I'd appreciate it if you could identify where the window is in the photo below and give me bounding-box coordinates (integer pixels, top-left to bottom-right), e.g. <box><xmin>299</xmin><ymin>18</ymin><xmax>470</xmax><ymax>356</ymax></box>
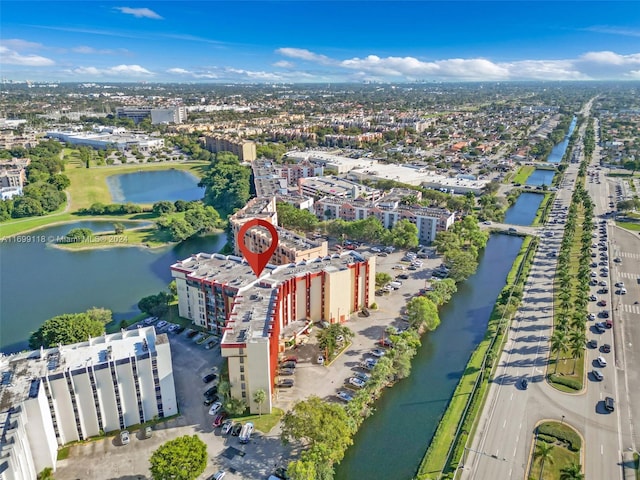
<box><xmin>240</xmin><ymin>374</ymin><xmax>245</xmax><ymax>381</ymax></box>
<box><xmin>239</xmin><ymin>366</ymin><xmax>244</xmax><ymax>373</ymax></box>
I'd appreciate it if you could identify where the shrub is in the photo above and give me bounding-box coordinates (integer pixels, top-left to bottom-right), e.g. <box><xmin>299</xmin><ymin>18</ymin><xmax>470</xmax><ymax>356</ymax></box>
<box><xmin>537</xmin><ymin>422</ymin><xmax>581</xmax><ymax>451</ymax></box>
<box><xmin>548</xmin><ymin>374</ymin><xmax>581</xmax><ymax>391</ymax></box>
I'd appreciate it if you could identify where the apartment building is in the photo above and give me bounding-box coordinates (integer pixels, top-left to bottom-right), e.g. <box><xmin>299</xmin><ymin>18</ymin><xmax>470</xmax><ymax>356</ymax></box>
<box><xmin>115</xmin><ymin>106</ymin><xmax>187</xmax><ymax>125</ymax></box>
<box><xmin>0</xmin><ymin>130</ymin><xmax>37</xmax><ymax>150</ymax></box>
<box><xmin>315</xmin><ymin>189</ymin><xmax>455</xmax><ymax>244</ymax></box>
<box><xmin>0</xmin><ymin>327</ymin><xmax>176</xmax><ymax>480</ymax></box>
<box><xmin>204</xmin><ymin>135</ymin><xmax>257</xmax><ymax>162</ymax></box>
<box><xmin>170</xmin><ymin>252</ymin><xmax>375</xmax><ymax>414</ymax></box>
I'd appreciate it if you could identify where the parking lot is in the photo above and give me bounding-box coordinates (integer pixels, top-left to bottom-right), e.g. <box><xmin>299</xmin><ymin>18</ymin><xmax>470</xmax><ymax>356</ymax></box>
<box><xmin>54</xmin><ymin>246</ymin><xmax>441</xmax><ymax>479</ymax></box>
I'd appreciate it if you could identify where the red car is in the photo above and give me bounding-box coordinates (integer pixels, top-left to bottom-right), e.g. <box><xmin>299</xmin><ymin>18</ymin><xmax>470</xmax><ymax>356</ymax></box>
<box><xmin>598</xmin><ymin>300</ymin><xmax>607</xmax><ymax>307</ymax></box>
<box><xmin>213</xmin><ymin>413</ymin><xmax>227</xmax><ymax>428</ymax></box>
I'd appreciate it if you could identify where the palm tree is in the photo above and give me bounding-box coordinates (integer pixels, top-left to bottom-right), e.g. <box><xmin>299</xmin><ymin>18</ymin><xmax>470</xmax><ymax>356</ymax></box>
<box><xmin>534</xmin><ymin>441</ymin><xmax>555</xmax><ymax>480</ymax></box>
<box><xmin>217</xmin><ymin>380</ymin><xmax>231</xmax><ymax>403</ymax></box>
<box><xmin>550</xmin><ymin>329</ymin><xmax>568</xmax><ymax>373</ymax></box>
<box><xmin>253</xmin><ymin>389</ymin><xmax>266</xmax><ymax>416</ymax></box>
<box><xmin>560</xmin><ymin>463</ymin><xmax>584</xmax><ymax>480</ymax></box>
<box><xmin>569</xmin><ymin>330</ymin><xmax>586</xmax><ymax>374</ymax></box>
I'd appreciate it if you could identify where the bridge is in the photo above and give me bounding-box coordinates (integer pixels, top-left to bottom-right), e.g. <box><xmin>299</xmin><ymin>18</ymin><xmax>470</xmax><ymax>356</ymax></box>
<box><xmin>479</xmin><ymin>222</ymin><xmax>544</xmax><ymax>237</ymax></box>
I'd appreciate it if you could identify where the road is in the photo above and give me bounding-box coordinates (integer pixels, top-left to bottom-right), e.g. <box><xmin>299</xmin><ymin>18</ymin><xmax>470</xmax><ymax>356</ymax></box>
<box><xmin>479</xmin><ymin>222</ymin><xmax>543</xmax><ymax>237</ymax></box>
<box><xmin>462</xmin><ymin>104</ymin><xmax>633</xmax><ymax>480</ymax></box>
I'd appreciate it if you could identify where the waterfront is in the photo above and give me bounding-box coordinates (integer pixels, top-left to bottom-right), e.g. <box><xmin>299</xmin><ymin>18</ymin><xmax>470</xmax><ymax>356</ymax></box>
<box><xmin>335</xmin><ymin>234</ymin><xmax>524</xmax><ymax>479</ymax></box>
<box><xmin>547</xmin><ymin>116</ymin><xmax>577</xmax><ymax>163</ymax></box>
<box><xmin>526</xmin><ymin>168</ymin><xmax>555</xmax><ymax>186</ymax></box>
<box><xmin>0</xmin><ymin>221</ymin><xmax>225</xmax><ymax>353</ymax></box>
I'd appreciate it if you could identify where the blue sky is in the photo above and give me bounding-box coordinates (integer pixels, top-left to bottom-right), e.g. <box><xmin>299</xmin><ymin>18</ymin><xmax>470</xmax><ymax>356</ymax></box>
<box><xmin>1</xmin><ymin>1</ymin><xmax>640</xmax><ymax>82</ymax></box>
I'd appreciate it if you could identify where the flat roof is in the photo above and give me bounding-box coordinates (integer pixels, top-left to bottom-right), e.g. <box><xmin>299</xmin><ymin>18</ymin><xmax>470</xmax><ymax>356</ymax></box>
<box><xmin>0</xmin><ymin>327</ymin><xmax>163</xmax><ymax>411</ymax></box>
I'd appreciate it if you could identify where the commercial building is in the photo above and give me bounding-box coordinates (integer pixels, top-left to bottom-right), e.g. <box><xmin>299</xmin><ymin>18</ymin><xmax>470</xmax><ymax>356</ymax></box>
<box><xmin>315</xmin><ymin>189</ymin><xmax>455</xmax><ymax>244</ymax></box>
<box><xmin>228</xmin><ymin>197</ymin><xmax>328</xmax><ymax>272</ymax></box>
<box><xmin>170</xmin><ymin>251</ymin><xmax>375</xmax><ymax>414</ymax></box>
<box><xmin>45</xmin><ymin>131</ymin><xmax>164</xmax><ymax>152</ymax></box>
<box><xmin>298</xmin><ymin>176</ymin><xmax>381</xmax><ymax>201</ymax></box>
<box><xmin>0</xmin><ymin>327</ymin><xmax>177</xmax><ymax>480</ymax></box>
<box><xmin>284</xmin><ymin>150</ymin><xmax>372</xmax><ymax>174</ymax></box>
<box><xmin>204</xmin><ymin>135</ymin><xmax>257</xmax><ymax>162</ymax></box>
<box><xmin>0</xmin><ymin>158</ymin><xmax>29</xmax><ymax>189</ymax></box>
<box><xmin>115</xmin><ymin>106</ymin><xmax>187</xmax><ymax>125</ymax></box>
<box><xmin>251</xmin><ymin>158</ymin><xmax>324</xmax><ymax>198</ymax></box>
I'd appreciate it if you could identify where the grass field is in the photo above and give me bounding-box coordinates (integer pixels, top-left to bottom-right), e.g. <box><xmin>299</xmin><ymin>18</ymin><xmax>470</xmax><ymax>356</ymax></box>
<box><xmin>616</xmin><ymin>221</ymin><xmax>640</xmax><ymax>232</ymax></box>
<box><xmin>528</xmin><ymin>436</ymin><xmax>581</xmax><ymax>480</ymax></box>
<box><xmin>0</xmin><ymin>158</ymin><xmax>209</xmax><ymax>239</ymax></box>
<box><xmin>512</xmin><ymin>165</ymin><xmax>535</xmax><ymax>184</ymax></box>
<box><xmin>231</xmin><ymin>407</ymin><xmax>284</xmax><ymax>434</ymax></box>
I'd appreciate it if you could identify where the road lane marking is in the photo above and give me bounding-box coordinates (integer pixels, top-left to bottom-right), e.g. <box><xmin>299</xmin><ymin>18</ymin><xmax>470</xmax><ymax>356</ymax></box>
<box><xmin>503</xmin><ymin>419</ymin><xmax>507</xmax><ymax>428</ymax></box>
<box><xmin>601</xmin><ymin>444</ymin><xmax>603</xmax><ymax>455</ymax></box>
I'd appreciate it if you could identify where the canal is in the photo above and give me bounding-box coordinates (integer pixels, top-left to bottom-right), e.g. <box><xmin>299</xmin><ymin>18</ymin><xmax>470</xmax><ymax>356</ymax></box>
<box><xmin>526</xmin><ymin>169</ymin><xmax>555</xmax><ymax>187</ymax></box>
<box><xmin>335</xmin><ymin>234</ymin><xmax>523</xmax><ymax>480</ymax></box>
<box><xmin>547</xmin><ymin>116</ymin><xmax>577</xmax><ymax>163</ymax></box>
<box><xmin>504</xmin><ymin>192</ymin><xmax>544</xmax><ymax>226</ymax></box>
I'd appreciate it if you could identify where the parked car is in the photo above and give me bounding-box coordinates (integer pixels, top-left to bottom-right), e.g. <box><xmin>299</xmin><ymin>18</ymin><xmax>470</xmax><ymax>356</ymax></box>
<box><xmin>337</xmin><ymin>391</ymin><xmax>354</xmax><ymax>402</ymax></box>
<box><xmin>221</xmin><ymin>420</ymin><xmax>234</xmax><ymax>435</ymax></box>
<box><xmin>317</xmin><ymin>355</ymin><xmax>325</xmax><ymax>365</ymax></box>
<box><xmin>204</xmin><ymin>397</ymin><xmax>218</xmax><ymax>406</ymax></box>
<box><xmin>231</xmin><ymin>423</ymin><xmax>243</xmax><ymax>436</ymax></box>
<box><xmin>204</xmin><ymin>386</ymin><xmax>218</xmax><ymax>398</ymax></box>
<box><xmin>280</xmin><ymin>361</ymin><xmax>297</xmax><ymax>370</ymax></box>
<box><xmin>588</xmin><ymin>295</ymin><xmax>597</xmax><ymax>301</ymax></box>
<box><xmin>588</xmin><ymin>339</ymin><xmax>598</xmax><ymax>349</ymax></box>
<box><xmin>120</xmin><ymin>430</ymin><xmax>130</xmax><ymax>445</ymax></box>
<box><xmin>592</xmin><ymin>370</ymin><xmax>604</xmax><ymax>381</ymax></box>
<box><xmin>520</xmin><ymin>377</ymin><xmax>528</xmax><ymax>389</ymax></box>
<box><xmin>239</xmin><ymin>422</ymin><xmax>254</xmax><ymax>444</ymax></box>
<box><xmin>353</xmin><ymin>371</ymin><xmax>370</xmax><ymax>382</ymax></box>
<box><xmin>208</xmin><ymin>402</ymin><xmax>223</xmax><ymax>415</ymax></box>
<box><xmin>203</xmin><ymin>373</ymin><xmax>217</xmax><ymax>383</ymax></box>
<box><xmin>205</xmin><ymin>339</ymin><xmax>218</xmax><ymax>350</ymax></box>
<box><xmin>587</xmin><ymin>313</ymin><xmax>596</xmax><ymax>321</ymax></box>
<box><xmin>598</xmin><ymin>299</ymin><xmax>607</xmax><ymax>307</ymax></box>
<box><xmin>187</xmin><ymin>330</ymin><xmax>198</xmax><ymax>338</ymax></box>
<box><xmin>601</xmin><ymin>344</ymin><xmax>611</xmax><ymax>353</ymax></box>
<box><xmin>348</xmin><ymin>377</ymin><xmax>366</xmax><ymax>389</ymax></box>
<box><xmin>279</xmin><ymin>368</ymin><xmax>295</xmax><ymax>376</ymax></box>
<box><xmin>378</xmin><ymin>338</ymin><xmax>393</xmax><ymax>348</ymax></box>
<box><xmin>276</xmin><ymin>379</ymin><xmax>295</xmax><ymax>388</ymax></box>
<box><xmin>143</xmin><ymin>426</ymin><xmax>153</xmax><ymax>439</ymax></box>
<box><xmin>213</xmin><ymin>413</ymin><xmax>227</xmax><ymax>427</ymax></box>
<box><xmin>210</xmin><ymin>471</ymin><xmax>226</xmax><ymax>480</ymax></box>
<box><xmin>282</xmin><ymin>356</ymin><xmax>298</xmax><ymax>364</ymax></box>
<box><xmin>370</xmin><ymin>348</ymin><xmax>386</xmax><ymax>357</ymax></box>
<box><xmin>596</xmin><ymin>356</ymin><xmax>607</xmax><ymax>367</ymax></box>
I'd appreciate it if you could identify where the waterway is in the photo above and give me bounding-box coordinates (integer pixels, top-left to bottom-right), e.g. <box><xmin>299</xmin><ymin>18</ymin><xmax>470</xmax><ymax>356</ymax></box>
<box><xmin>335</xmin><ymin>234</ymin><xmax>524</xmax><ymax>480</ymax></box>
<box><xmin>107</xmin><ymin>169</ymin><xmax>204</xmax><ymax>204</ymax></box>
<box><xmin>546</xmin><ymin>116</ymin><xmax>577</xmax><ymax>163</ymax></box>
<box><xmin>526</xmin><ymin>169</ymin><xmax>555</xmax><ymax>187</ymax></box>
<box><xmin>503</xmin><ymin>192</ymin><xmax>544</xmax><ymax>226</ymax></box>
<box><xmin>0</xmin><ymin>221</ymin><xmax>225</xmax><ymax>353</ymax></box>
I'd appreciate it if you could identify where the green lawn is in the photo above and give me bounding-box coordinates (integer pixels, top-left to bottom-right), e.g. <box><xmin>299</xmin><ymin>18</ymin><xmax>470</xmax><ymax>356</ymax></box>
<box><xmin>230</xmin><ymin>407</ymin><xmax>284</xmax><ymax>434</ymax></box>
<box><xmin>512</xmin><ymin>165</ymin><xmax>535</xmax><ymax>184</ymax></box>
<box><xmin>52</xmin><ymin>224</ymin><xmax>176</xmax><ymax>250</ymax></box>
<box><xmin>528</xmin><ymin>437</ymin><xmax>581</xmax><ymax>480</ymax></box>
<box><xmin>616</xmin><ymin>221</ymin><xmax>640</xmax><ymax>232</ymax></box>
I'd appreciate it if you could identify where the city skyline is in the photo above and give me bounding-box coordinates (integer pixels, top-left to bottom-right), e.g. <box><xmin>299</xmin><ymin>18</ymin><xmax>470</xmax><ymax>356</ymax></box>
<box><xmin>1</xmin><ymin>1</ymin><xmax>640</xmax><ymax>83</ymax></box>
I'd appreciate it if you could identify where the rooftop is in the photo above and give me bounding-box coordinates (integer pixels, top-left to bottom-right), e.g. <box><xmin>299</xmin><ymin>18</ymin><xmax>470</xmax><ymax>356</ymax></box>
<box><xmin>0</xmin><ymin>327</ymin><xmax>162</xmax><ymax>412</ymax></box>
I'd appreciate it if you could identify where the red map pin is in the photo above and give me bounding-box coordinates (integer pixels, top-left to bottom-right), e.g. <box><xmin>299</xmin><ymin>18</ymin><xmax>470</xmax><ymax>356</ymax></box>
<box><xmin>237</xmin><ymin>218</ymin><xmax>279</xmax><ymax>278</ymax></box>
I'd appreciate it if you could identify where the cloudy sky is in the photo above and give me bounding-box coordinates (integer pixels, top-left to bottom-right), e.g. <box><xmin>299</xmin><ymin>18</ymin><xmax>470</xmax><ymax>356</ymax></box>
<box><xmin>1</xmin><ymin>1</ymin><xmax>640</xmax><ymax>83</ymax></box>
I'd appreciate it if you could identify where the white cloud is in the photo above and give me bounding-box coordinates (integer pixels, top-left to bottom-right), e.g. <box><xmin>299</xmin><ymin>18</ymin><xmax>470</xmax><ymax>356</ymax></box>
<box><xmin>273</xmin><ymin>60</ymin><xmax>294</xmax><ymax>68</ymax></box>
<box><xmin>2</xmin><ymin>39</ymin><xmax>43</xmax><ymax>51</ymax></box>
<box><xmin>584</xmin><ymin>26</ymin><xmax>640</xmax><ymax>38</ymax></box>
<box><xmin>167</xmin><ymin>68</ymin><xmax>218</xmax><ymax>79</ymax></box>
<box><xmin>72</xmin><ymin>46</ymin><xmax>129</xmax><ymax>55</ymax></box>
<box><xmin>115</xmin><ymin>7</ymin><xmax>163</xmax><ymax>19</ymax></box>
<box><xmin>276</xmin><ymin>48</ymin><xmax>334</xmax><ymax>65</ymax></box>
<box><xmin>580</xmin><ymin>51</ymin><xmax>640</xmax><ymax>65</ymax></box>
<box><xmin>625</xmin><ymin>70</ymin><xmax>640</xmax><ymax>79</ymax></box>
<box><xmin>67</xmin><ymin>64</ymin><xmax>154</xmax><ymax>77</ymax></box>
<box><xmin>0</xmin><ymin>46</ymin><xmax>55</xmax><ymax>66</ymax></box>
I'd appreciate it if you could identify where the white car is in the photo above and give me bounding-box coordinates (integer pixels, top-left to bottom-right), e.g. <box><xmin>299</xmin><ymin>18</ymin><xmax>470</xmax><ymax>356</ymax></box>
<box><xmin>592</xmin><ymin>370</ymin><xmax>604</xmax><ymax>381</ymax></box>
<box><xmin>156</xmin><ymin>320</ymin><xmax>168</xmax><ymax>329</ymax></box>
<box><xmin>370</xmin><ymin>348</ymin><xmax>386</xmax><ymax>357</ymax></box>
<box><xmin>587</xmin><ymin>313</ymin><xmax>596</xmax><ymax>321</ymax></box>
<box><xmin>208</xmin><ymin>401</ymin><xmax>223</xmax><ymax>415</ymax></box>
<box><xmin>371</xmin><ymin>247</ymin><xmax>381</xmax><ymax>253</ymax></box>
<box><xmin>596</xmin><ymin>356</ymin><xmax>607</xmax><ymax>367</ymax></box>
<box><xmin>615</xmin><ymin>281</ymin><xmax>624</xmax><ymax>288</ymax></box>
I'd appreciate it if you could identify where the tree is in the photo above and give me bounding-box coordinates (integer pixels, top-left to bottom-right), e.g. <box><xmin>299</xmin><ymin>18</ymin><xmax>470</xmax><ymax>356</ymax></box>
<box><xmin>560</xmin><ymin>463</ymin><xmax>584</xmax><ymax>480</ymax></box>
<box><xmin>375</xmin><ymin>272</ymin><xmax>392</xmax><ymax>288</ymax></box>
<box><xmin>550</xmin><ymin>329</ymin><xmax>568</xmax><ymax>373</ymax></box>
<box><xmin>149</xmin><ymin>435</ymin><xmax>207</xmax><ymax>480</ymax></box>
<box><xmin>37</xmin><ymin>467</ymin><xmax>55</xmax><ymax>480</ymax></box>
<box><xmin>225</xmin><ymin>397</ymin><xmax>247</xmax><ymax>415</ymax></box>
<box><xmin>444</xmin><ymin>249</ymin><xmax>478</xmax><ymax>282</ymax></box>
<box><xmin>153</xmin><ymin>201</ymin><xmax>177</xmax><ymax>215</ymax></box>
<box><xmin>568</xmin><ymin>330</ymin><xmax>586</xmax><ymax>374</ymax></box>
<box><xmin>253</xmin><ymin>389</ymin><xmax>267</xmax><ymax>416</ymax></box>
<box><xmin>138</xmin><ymin>291</ymin><xmax>171</xmax><ymax>317</ymax></box>
<box><xmin>317</xmin><ymin>324</ymin><xmax>354</xmax><ymax>360</ymax></box>
<box><xmin>281</xmin><ymin>396</ymin><xmax>354</xmax><ymax>464</ymax></box>
<box><xmin>113</xmin><ymin>223</ymin><xmax>125</xmax><ymax>235</ymax></box>
<box><xmin>217</xmin><ymin>380</ymin><xmax>230</xmax><ymax>403</ymax></box>
<box><xmin>534</xmin><ymin>441</ymin><xmax>554</xmax><ymax>480</ymax></box>
<box><xmin>406</xmin><ymin>296</ymin><xmax>440</xmax><ymax>332</ymax></box>
<box><xmin>85</xmin><ymin>307</ymin><xmax>112</xmax><ymax>324</ymax></box>
<box><xmin>384</xmin><ymin>219</ymin><xmax>418</xmax><ymax>249</ymax></box>
<box><xmin>29</xmin><ymin>313</ymin><xmax>105</xmax><ymax>349</ymax></box>
<box><xmin>65</xmin><ymin>228</ymin><xmax>93</xmax><ymax>241</ymax></box>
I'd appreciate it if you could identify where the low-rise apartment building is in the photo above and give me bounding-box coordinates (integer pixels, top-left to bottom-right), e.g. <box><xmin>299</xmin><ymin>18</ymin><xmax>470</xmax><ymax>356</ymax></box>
<box><xmin>170</xmin><ymin>251</ymin><xmax>375</xmax><ymax>414</ymax></box>
<box><xmin>298</xmin><ymin>176</ymin><xmax>381</xmax><ymax>201</ymax></box>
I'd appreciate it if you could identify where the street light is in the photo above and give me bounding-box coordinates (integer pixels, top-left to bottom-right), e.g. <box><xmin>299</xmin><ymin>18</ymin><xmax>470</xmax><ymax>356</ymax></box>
<box><xmin>561</xmin><ymin>415</ymin><xmax>565</xmax><ymax>425</ymax></box>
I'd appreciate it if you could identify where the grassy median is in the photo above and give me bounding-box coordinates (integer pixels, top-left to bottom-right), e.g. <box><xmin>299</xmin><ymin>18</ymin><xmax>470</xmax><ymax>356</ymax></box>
<box><xmin>512</xmin><ymin>165</ymin><xmax>535</xmax><ymax>184</ymax></box>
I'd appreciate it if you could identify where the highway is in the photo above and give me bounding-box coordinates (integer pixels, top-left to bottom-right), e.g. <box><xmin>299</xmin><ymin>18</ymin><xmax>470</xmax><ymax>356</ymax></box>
<box><xmin>462</xmin><ymin>104</ymin><xmax>634</xmax><ymax>480</ymax></box>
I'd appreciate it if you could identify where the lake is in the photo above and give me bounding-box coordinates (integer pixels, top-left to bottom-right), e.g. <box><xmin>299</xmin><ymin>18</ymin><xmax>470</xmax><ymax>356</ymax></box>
<box><xmin>0</xmin><ymin>221</ymin><xmax>225</xmax><ymax>353</ymax></box>
<box><xmin>107</xmin><ymin>169</ymin><xmax>204</xmax><ymax>204</ymax></box>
